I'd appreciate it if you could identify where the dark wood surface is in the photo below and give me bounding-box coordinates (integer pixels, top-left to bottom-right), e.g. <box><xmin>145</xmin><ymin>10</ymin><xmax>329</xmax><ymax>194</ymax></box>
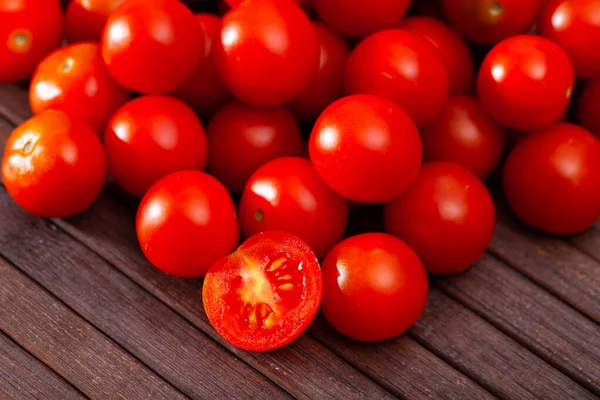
<box><xmin>0</xmin><ymin>83</ymin><xmax>598</xmax><ymax>400</ymax></box>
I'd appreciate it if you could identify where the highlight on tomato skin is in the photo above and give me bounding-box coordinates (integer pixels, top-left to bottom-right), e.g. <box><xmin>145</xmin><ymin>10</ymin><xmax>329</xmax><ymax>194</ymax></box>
<box><xmin>203</xmin><ymin>231</ymin><xmax>323</xmax><ymax>352</ymax></box>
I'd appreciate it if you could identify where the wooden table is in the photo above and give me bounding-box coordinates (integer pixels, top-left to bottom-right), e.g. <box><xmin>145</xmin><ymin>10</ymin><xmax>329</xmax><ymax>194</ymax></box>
<box><xmin>0</xmin><ymin>83</ymin><xmax>598</xmax><ymax>399</ymax></box>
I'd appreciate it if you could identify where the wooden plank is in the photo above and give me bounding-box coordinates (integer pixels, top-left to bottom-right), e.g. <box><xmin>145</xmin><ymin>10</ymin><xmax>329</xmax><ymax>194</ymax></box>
<box><xmin>0</xmin><ymin>332</ymin><xmax>86</xmax><ymax>400</ymax></box>
<box><xmin>567</xmin><ymin>224</ymin><xmax>600</xmax><ymax>265</ymax></box>
<box><xmin>0</xmin><ymin>189</ymin><xmax>288</xmax><ymax>400</ymax></box>
<box><xmin>0</xmin><ymin>257</ymin><xmax>183</xmax><ymax>400</ymax></box>
<box><xmin>0</xmin><ymin>83</ymin><xmax>30</xmax><ymax>124</ymax></box>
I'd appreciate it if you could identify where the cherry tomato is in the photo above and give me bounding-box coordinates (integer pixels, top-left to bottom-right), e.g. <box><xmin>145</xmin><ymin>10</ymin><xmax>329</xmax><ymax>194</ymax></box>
<box><xmin>420</xmin><ymin>96</ymin><xmax>505</xmax><ymax>180</ymax></box>
<box><xmin>29</xmin><ymin>43</ymin><xmax>130</xmax><ymax>136</ymax></box>
<box><xmin>102</xmin><ymin>0</ymin><xmax>203</xmax><ymax>94</ymax></box>
<box><xmin>396</xmin><ymin>17</ymin><xmax>474</xmax><ymax>96</ymax></box>
<box><xmin>0</xmin><ymin>0</ymin><xmax>63</xmax><ymax>82</ymax></box>
<box><xmin>2</xmin><ymin>110</ymin><xmax>106</xmax><ymax>218</ymax></box>
<box><xmin>442</xmin><ymin>0</ymin><xmax>544</xmax><ymax>44</ymax></box>
<box><xmin>239</xmin><ymin>157</ymin><xmax>348</xmax><ymax>259</ymax></box>
<box><xmin>287</xmin><ymin>22</ymin><xmax>350</xmax><ymax>122</ymax></box>
<box><xmin>207</xmin><ymin>101</ymin><xmax>303</xmax><ymax>194</ymax></box>
<box><xmin>226</xmin><ymin>0</ymin><xmax>302</xmax><ymax>5</ymax></box>
<box><xmin>321</xmin><ymin>233</ymin><xmax>428</xmax><ymax>342</ymax></box>
<box><xmin>310</xmin><ymin>95</ymin><xmax>422</xmax><ymax>203</ymax></box>
<box><xmin>578</xmin><ymin>78</ymin><xmax>600</xmax><ymax>138</ymax></box>
<box><xmin>344</xmin><ymin>29</ymin><xmax>450</xmax><ymax>127</ymax></box>
<box><xmin>203</xmin><ymin>230</ymin><xmax>322</xmax><ymax>351</ymax></box>
<box><xmin>64</xmin><ymin>0</ymin><xmax>126</xmax><ymax>43</ymax></box>
<box><xmin>314</xmin><ymin>0</ymin><xmax>411</xmax><ymax>38</ymax></box>
<box><xmin>538</xmin><ymin>0</ymin><xmax>600</xmax><ymax>78</ymax></box>
<box><xmin>384</xmin><ymin>162</ymin><xmax>496</xmax><ymax>275</ymax></box>
<box><xmin>503</xmin><ymin>122</ymin><xmax>600</xmax><ymax>234</ymax></box>
<box><xmin>214</xmin><ymin>0</ymin><xmax>319</xmax><ymax>106</ymax></box>
<box><xmin>137</xmin><ymin>170</ymin><xmax>239</xmax><ymax>278</ymax></box>
<box><xmin>478</xmin><ymin>35</ymin><xmax>574</xmax><ymax>131</ymax></box>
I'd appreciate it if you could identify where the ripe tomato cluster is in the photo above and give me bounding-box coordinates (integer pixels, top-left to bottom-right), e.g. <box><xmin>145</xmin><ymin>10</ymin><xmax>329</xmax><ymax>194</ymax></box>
<box><xmin>2</xmin><ymin>0</ymin><xmax>600</xmax><ymax>351</ymax></box>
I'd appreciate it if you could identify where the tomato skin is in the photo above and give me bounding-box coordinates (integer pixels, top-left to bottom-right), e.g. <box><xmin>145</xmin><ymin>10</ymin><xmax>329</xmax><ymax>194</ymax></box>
<box><xmin>344</xmin><ymin>29</ymin><xmax>450</xmax><ymax>127</ymax></box>
<box><xmin>214</xmin><ymin>0</ymin><xmax>319</xmax><ymax>106</ymax></box>
<box><xmin>2</xmin><ymin>110</ymin><xmax>106</xmax><ymax>218</ymax></box>
<box><xmin>310</xmin><ymin>95</ymin><xmax>422</xmax><ymax>203</ymax></box>
<box><xmin>287</xmin><ymin>22</ymin><xmax>350</xmax><ymax>122</ymax></box>
<box><xmin>384</xmin><ymin>162</ymin><xmax>496</xmax><ymax>275</ymax></box>
<box><xmin>104</xmin><ymin>96</ymin><xmax>207</xmax><ymax>198</ymax></box>
<box><xmin>396</xmin><ymin>17</ymin><xmax>474</xmax><ymax>96</ymax></box>
<box><xmin>477</xmin><ymin>35</ymin><xmax>574</xmax><ymax>131</ymax></box>
<box><xmin>203</xmin><ymin>230</ymin><xmax>322</xmax><ymax>351</ymax></box>
<box><xmin>64</xmin><ymin>0</ymin><xmax>126</xmax><ymax>43</ymax></box>
<box><xmin>578</xmin><ymin>79</ymin><xmax>600</xmax><ymax>138</ymax></box>
<box><xmin>239</xmin><ymin>157</ymin><xmax>348</xmax><ymax>260</ymax></box>
<box><xmin>315</xmin><ymin>0</ymin><xmax>411</xmax><ymax>38</ymax></box>
<box><xmin>321</xmin><ymin>233</ymin><xmax>428</xmax><ymax>342</ymax></box>
<box><xmin>442</xmin><ymin>0</ymin><xmax>544</xmax><ymax>44</ymax></box>
<box><xmin>503</xmin><ymin>123</ymin><xmax>600</xmax><ymax>234</ymax></box>
<box><xmin>0</xmin><ymin>0</ymin><xmax>63</xmax><ymax>82</ymax></box>
<box><xmin>207</xmin><ymin>101</ymin><xmax>303</xmax><ymax>194</ymax></box>
<box><xmin>420</xmin><ymin>96</ymin><xmax>505</xmax><ymax>180</ymax></box>
<box><xmin>136</xmin><ymin>171</ymin><xmax>239</xmax><ymax>278</ymax></box>
<box><xmin>101</xmin><ymin>0</ymin><xmax>203</xmax><ymax>94</ymax></box>
<box><xmin>29</xmin><ymin>43</ymin><xmax>130</xmax><ymax>136</ymax></box>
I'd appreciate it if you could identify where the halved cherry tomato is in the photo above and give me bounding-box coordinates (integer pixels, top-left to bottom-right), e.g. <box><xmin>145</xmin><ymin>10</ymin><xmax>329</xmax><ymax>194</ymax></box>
<box><xmin>203</xmin><ymin>230</ymin><xmax>322</xmax><ymax>351</ymax></box>
<box><xmin>64</xmin><ymin>0</ymin><xmax>126</xmax><ymax>43</ymax></box>
<box><xmin>578</xmin><ymin>78</ymin><xmax>600</xmax><ymax>138</ymax></box>
<box><xmin>2</xmin><ymin>110</ymin><xmax>106</xmax><ymax>218</ymax></box>
<box><xmin>30</xmin><ymin>42</ymin><xmax>131</xmax><ymax>136</ymax></box>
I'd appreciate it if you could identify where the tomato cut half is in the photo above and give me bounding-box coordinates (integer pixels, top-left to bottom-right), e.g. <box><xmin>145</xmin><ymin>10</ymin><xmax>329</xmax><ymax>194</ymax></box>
<box><xmin>203</xmin><ymin>231</ymin><xmax>322</xmax><ymax>351</ymax></box>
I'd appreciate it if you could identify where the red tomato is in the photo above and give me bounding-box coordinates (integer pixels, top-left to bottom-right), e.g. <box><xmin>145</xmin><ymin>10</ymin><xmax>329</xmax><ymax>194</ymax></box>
<box><xmin>0</xmin><ymin>0</ymin><xmax>63</xmax><ymax>82</ymax></box>
<box><xmin>239</xmin><ymin>157</ymin><xmax>348</xmax><ymax>259</ymax></box>
<box><xmin>503</xmin><ymin>122</ymin><xmax>600</xmax><ymax>234</ymax></box>
<box><xmin>64</xmin><ymin>0</ymin><xmax>126</xmax><ymax>43</ymax></box>
<box><xmin>344</xmin><ymin>29</ymin><xmax>450</xmax><ymax>127</ymax></box>
<box><xmin>101</xmin><ymin>0</ymin><xmax>203</xmax><ymax>94</ymax></box>
<box><xmin>578</xmin><ymin>78</ymin><xmax>600</xmax><ymax>138</ymax></box>
<box><xmin>214</xmin><ymin>0</ymin><xmax>319</xmax><ymax>106</ymax></box>
<box><xmin>226</xmin><ymin>0</ymin><xmax>302</xmax><ymax>5</ymax></box>
<box><xmin>287</xmin><ymin>22</ymin><xmax>350</xmax><ymax>122</ymax></box>
<box><xmin>538</xmin><ymin>0</ymin><xmax>600</xmax><ymax>78</ymax></box>
<box><xmin>203</xmin><ymin>230</ymin><xmax>322</xmax><ymax>351</ymax></box>
<box><xmin>321</xmin><ymin>233</ymin><xmax>428</xmax><ymax>342</ymax></box>
<box><xmin>442</xmin><ymin>0</ymin><xmax>544</xmax><ymax>44</ymax></box>
<box><xmin>104</xmin><ymin>96</ymin><xmax>208</xmax><ymax>198</ymax></box>
<box><xmin>478</xmin><ymin>35</ymin><xmax>574</xmax><ymax>131</ymax></box>
<box><xmin>310</xmin><ymin>95</ymin><xmax>422</xmax><ymax>203</ymax></box>
<box><xmin>206</xmin><ymin>101</ymin><xmax>303</xmax><ymax>194</ymax></box>
<box><xmin>2</xmin><ymin>110</ymin><xmax>106</xmax><ymax>218</ymax></box>
<box><xmin>420</xmin><ymin>96</ymin><xmax>505</xmax><ymax>179</ymax></box>
<box><xmin>136</xmin><ymin>170</ymin><xmax>239</xmax><ymax>278</ymax></box>
<box><xmin>396</xmin><ymin>17</ymin><xmax>474</xmax><ymax>96</ymax></box>
<box><xmin>29</xmin><ymin>43</ymin><xmax>130</xmax><ymax>136</ymax></box>
<box><xmin>384</xmin><ymin>162</ymin><xmax>496</xmax><ymax>275</ymax></box>
<box><xmin>315</xmin><ymin>0</ymin><xmax>411</xmax><ymax>38</ymax></box>
<box><xmin>172</xmin><ymin>14</ymin><xmax>232</xmax><ymax>120</ymax></box>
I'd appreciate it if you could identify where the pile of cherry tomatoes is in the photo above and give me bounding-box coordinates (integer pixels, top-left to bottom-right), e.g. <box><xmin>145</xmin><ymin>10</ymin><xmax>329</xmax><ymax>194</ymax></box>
<box><xmin>1</xmin><ymin>0</ymin><xmax>600</xmax><ymax>352</ymax></box>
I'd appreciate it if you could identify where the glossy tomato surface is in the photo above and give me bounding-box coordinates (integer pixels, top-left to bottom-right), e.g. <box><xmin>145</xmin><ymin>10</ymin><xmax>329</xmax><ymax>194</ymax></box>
<box><xmin>503</xmin><ymin>123</ymin><xmax>600</xmax><ymax>234</ymax></box>
<box><xmin>2</xmin><ymin>110</ymin><xmax>106</xmax><ymax>218</ymax></box>
<box><xmin>420</xmin><ymin>96</ymin><xmax>505</xmax><ymax>179</ymax></box>
<box><xmin>0</xmin><ymin>0</ymin><xmax>63</xmax><ymax>82</ymax></box>
<box><xmin>321</xmin><ymin>233</ymin><xmax>428</xmax><ymax>342</ymax></box>
<box><xmin>384</xmin><ymin>162</ymin><xmax>496</xmax><ymax>274</ymax></box>
<box><xmin>207</xmin><ymin>101</ymin><xmax>303</xmax><ymax>194</ymax></box>
<box><xmin>239</xmin><ymin>157</ymin><xmax>348</xmax><ymax>260</ymax></box>
<box><xmin>442</xmin><ymin>0</ymin><xmax>544</xmax><ymax>44</ymax></box>
<box><xmin>30</xmin><ymin>43</ymin><xmax>131</xmax><ymax>135</ymax></box>
<box><xmin>102</xmin><ymin>0</ymin><xmax>203</xmax><ymax>94</ymax></box>
<box><xmin>538</xmin><ymin>0</ymin><xmax>600</xmax><ymax>78</ymax></box>
<box><xmin>397</xmin><ymin>16</ymin><xmax>474</xmax><ymax>96</ymax></box>
<box><xmin>315</xmin><ymin>0</ymin><xmax>411</xmax><ymax>38</ymax></box>
<box><xmin>203</xmin><ymin>231</ymin><xmax>322</xmax><ymax>351</ymax></box>
<box><xmin>345</xmin><ymin>29</ymin><xmax>450</xmax><ymax>127</ymax></box>
<box><xmin>137</xmin><ymin>171</ymin><xmax>239</xmax><ymax>278</ymax></box>
<box><xmin>478</xmin><ymin>35</ymin><xmax>574</xmax><ymax>131</ymax></box>
<box><xmin>578</xmin><ymin>78</ymin><xmax>600</xmax><ymax>137</ymax></box>
<box><xmin>310</xmin><ymin>95</ymin><xmax>422</xmax><ymax>203</ymax></box>
<box><xmin>288</xmin><ymin>22</ymin><xmax>350</xmax><ymax>122</ymax></box>
<box><xmin>65</xmin><ymin>0</ymin><xmax>126</xmax><ymax>43</ymax></box>
<box><xmin>214</xmin><ymin>0</ymin><xmax>319</xmax><ymax>106</ymax></box>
